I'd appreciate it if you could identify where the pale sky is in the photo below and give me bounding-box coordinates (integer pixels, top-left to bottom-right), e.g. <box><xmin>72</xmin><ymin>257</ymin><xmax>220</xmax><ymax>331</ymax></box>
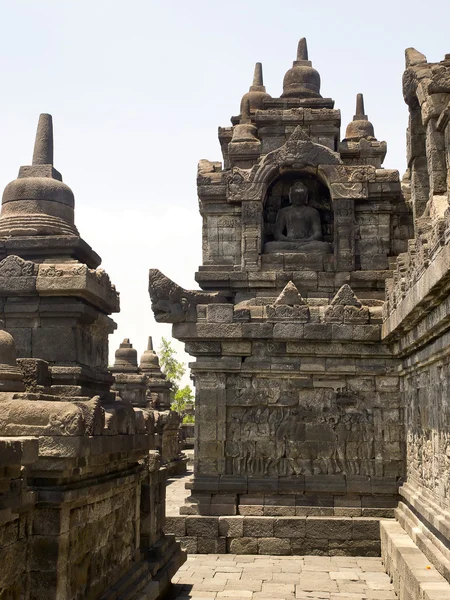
<box><xmin>0</xmin><ymin>1</ymin><xmax>448</xmax><ymax>385</ymax></box>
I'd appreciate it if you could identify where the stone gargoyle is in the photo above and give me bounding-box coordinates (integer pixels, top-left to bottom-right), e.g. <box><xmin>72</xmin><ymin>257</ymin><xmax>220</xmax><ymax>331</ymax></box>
<box><xmin>149</xmin><ymin>269</ymin><xmax>228</xmax><ymax>323</ymax></box>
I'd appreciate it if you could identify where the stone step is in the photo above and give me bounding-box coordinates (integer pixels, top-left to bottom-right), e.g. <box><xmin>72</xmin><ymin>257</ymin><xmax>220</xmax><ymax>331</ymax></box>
<box><xmin>381</xmin><ymin>519</ymin><xmax>450</xmax><ymax>600</ymax></box>
<box><xmin>395</xmin><ymin>503</ymin><xmax>450</xmax><ymax>584</ymax></box>
<box><xmin>164</xmin><ymin>514</ymin><xmax>387</xmax><ymax>556</ymax></box>
<box><xmin>99</xmin><ymin>562</ymin><xmax>153</xmax><ymax>600</ymax></box>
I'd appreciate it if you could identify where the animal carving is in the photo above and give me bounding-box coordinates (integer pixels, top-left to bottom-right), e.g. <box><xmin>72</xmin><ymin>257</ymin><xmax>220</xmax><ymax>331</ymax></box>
<box><xmin>148</xmin><ymin>269</ymin><xmax>228</xmax><ymax>323</ymax></box>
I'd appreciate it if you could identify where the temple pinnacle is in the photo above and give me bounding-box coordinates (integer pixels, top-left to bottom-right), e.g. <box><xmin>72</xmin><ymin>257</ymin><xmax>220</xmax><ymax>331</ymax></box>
<box><xmin>240</xmin><ymin>99</ymin><xmax>251</xmax><ymax>125</ymax></box>
<box><xmin>344</xmin><ymin>93</ymin><xmax>375</xmax><ymax>141</ymax></box>
<box><xmin>252</xmin><ymin>62</ymin><xmax>264</xmax><ymax>88</ymax></box>
<box><xmin>355</xmin><ymin>93</ymin><xmax>366</xmax><ymax>119</ymax></box>
<box><xmin>32</xmin><ymin>113</ymin><xmax>54</xmax><ymax>166</ymax></box>
<box><xmin>147</xmin><ymin>337</ymin><xmax>154</xmax><ymax>351</ymax></box>
<box><xmin>297</xmin><ymin>38</ymin><xmax>308</xmax><ymax>61</ymax></box>
<box><xmin>239</xmin><ymin>62</ymin><xmax>271</xmax><ymax>113</ymax></box>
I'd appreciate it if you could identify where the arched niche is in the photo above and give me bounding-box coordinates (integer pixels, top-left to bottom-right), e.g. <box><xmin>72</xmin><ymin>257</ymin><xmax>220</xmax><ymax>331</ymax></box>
<box><xmin>263</xmin><ymin>171</ymin><xmax>334</xmax><ymax>249</ymax></box>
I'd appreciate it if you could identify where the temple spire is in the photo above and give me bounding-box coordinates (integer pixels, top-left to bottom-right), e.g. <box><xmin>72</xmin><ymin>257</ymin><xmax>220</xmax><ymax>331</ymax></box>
<box><xmin>147</xmin><ymin>337</ymin><xmax>154</xmax><ymax>351</ymax></box>
<box><xmin>32</xmin><ymin>113</ymin><xmax>53</xmax><ymax>166</ymax></box>
<box><xmin>240</xmin><ymin>99</ymin><xmax>251</xmax><ymax>124</ymax></box>
<box><xmin>355</xmin><ymin>93</ymin><xmax>366</xmax><ymax>119</ymax></box>
<box><xmin>239</xmin><ymin>62</ymin><xmax>271</xmax><ymax>114</ymax></box>
<box><xmin>297</xmin><ymin>38</ymin><xmax>308</xmax><ymax>61</ymax></box>
<box><xmin>252</xmin><ymin>62</ymin><xmax>263</xmax><ymax>87</ymax></box>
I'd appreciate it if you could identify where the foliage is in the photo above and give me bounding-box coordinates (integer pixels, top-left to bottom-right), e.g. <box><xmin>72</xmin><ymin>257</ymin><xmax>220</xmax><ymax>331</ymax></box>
<box><xmin>182</xmin><ymin>414</ymin><xmax>195</xmax><ymax>424</ymax></box>
<box><xmin>159</xmin><ymin>337</ymin><xmax>194</xmax><ymax>418</ymax></box>
<box><xmin>171</xmin><ymin>385</ymin><xmax>194</xmax><ymax>413</ymax></box>
<box><xmin>158</xmin><ymin>337</ymin><xmax>185</xmax><ymax>393</ymax></box>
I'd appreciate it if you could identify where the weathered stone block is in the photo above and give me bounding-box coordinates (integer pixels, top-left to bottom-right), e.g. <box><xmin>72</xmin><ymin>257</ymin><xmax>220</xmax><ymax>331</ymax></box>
<box><xmin>243</xmin><ymin>516</ymin><xmax>274</xmax><ymax>537</ymax></box>
<box><xmin>274</xmin><ymin>517</ymin><xmax>306</xmax><ymax>538</ymax></box>
<box><xmin>304</xmin><ymin>324</ymin><xmax>332</xmax><ymax>340</ymax></box>
<box><xmin>197</xmin><ymin>536</ymin><xmax>227</xmax><ymax>553</ymax></box>
<box><xmin>207</xmin><ymin>304</ymin><xmax>234</xmax><ymax>323</ymax></box>
<box><xmin>258</xmin><ymin>537</ymin><xmax>291</xmax><ymax>555</ymax></box>
<box><xmin>179</xmin><ymin>536</ymin><xmax>198</xmax><ymax>553</ymax></box>
<box><xmin>185</xmin><ymin>516</ymin><xmax>219</xmax><ymax>537</ymax></box>
<box><xmin>228</xmin><ymin>537</ymin><xmax>258</xmax><ymax>554</ymax></box>
<box><xmin>218</xmin><ymin>517</ymin><xmax>244</xmax><ymax>537</ymax></box>
<box><xmin>164</xmin><ymin>517</ymin><xmax>186</xmax><ymax>537</ymax></box>
<box><xmin>305</xmin><ymin>517</ymin><xmax>353</xmax><ymax>540</ymax></box>
<box><xmin>238</xmin><ymin>505</ymin><xmax>264</xmax><ymax>516</ymax></box>
<box><xmin>352</xmin><ymin>518</ymin><xmax>380</xmax><ymax>540</ymax></box>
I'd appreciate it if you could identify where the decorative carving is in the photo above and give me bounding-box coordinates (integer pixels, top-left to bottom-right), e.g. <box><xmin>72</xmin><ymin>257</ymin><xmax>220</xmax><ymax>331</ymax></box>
<box><xmin>227</xmin><ymin>169</ymin><xmax>246</xmax><ymax>202</ymax></box>
<box><xmin>266</xmin><ymin>281</ymin><xmax>310</xmax><ymax>321</ymax></box>
<box><xmin>39</xmin><ymin>264</ymin><xmax>85</xmax><ymax>277</ymax></box>
<box><xmin>149</xmin><ymin>269</ymin><xmax>227</xmax><ymax>323</ymax></box>
<box><xmin>248</xmin><ymin>126</ymin><xmax>343</xmax><ymax>194</ymax></box>
<box><xmin>225</xmin><ymin>397</ymin><xmax>376</xmax><ymax>477</ymax></box>
<box><xmin>324</xmin><ymin>284</ymin><xmax>369</xmax><ymax>323</ymax></box>
<box><xmin>0</xmin><ymin>255</ymin><xmax>35</xmax><ymax>277</ymax></box>
<box><xmin>384</xmin><ymin>215</ymin><xmax>450</xmax><ymax>320</ymax></box>
<box><xmin>274</xmin><ymin>281</ymin><xmax>306</xmax><ymax>306</ymax></box>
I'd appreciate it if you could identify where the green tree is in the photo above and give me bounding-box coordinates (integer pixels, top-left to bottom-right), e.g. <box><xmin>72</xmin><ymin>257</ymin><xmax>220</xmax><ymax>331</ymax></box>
<box><xmin>158</xmin><ymin>337</ymin><xmax>194</xmax><ymax>415</ymax></box>
<box><xmin>158</xmin><ymin>337</ymin><xmax>185</xmax><ymax>391</ymax></box>
<box><xmin>172</xmin><ymin>385</ymin><xmax>194</xmax><ymax>413</ymax></box>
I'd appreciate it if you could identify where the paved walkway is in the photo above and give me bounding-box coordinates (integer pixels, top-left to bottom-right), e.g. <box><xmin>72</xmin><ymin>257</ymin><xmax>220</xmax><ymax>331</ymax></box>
<box><xmin>169</xmin><ymin>554</ymin><xmax>397</xmax><ymax>599</ymax></box>
<box><xmin>166</xmin><ymin>449</ymin><xmax>193</xmax><ymax>516</ymax></box>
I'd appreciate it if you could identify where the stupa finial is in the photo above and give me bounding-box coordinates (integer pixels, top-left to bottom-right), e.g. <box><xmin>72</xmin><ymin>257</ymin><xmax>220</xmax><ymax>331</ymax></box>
<box><xmin>147</xmin><ymin>337</ymin><xmax>154</xmax><ymax>351</ymax></box>
<box><xmin>297</xmin><ymin>38</ymin><xmax>308</xmax><ymax>61</ymax></box>
<box><xmin>240</xmin><ymin>99</ymin><xmax>251</xmax><ymax>125</ymax></box>
<box><xmin>252</xmin><ymin>62</ymin><xmax>264</xmax><ymax>87</ymax></box>
<box><xmin>239</xmin><ymin>62</ymin><xmax>271</xmax><ymax>114</ymax></box>
<box><xmin>355</xmin><ymin>93</ymin><xmax>366</xmax><ymax>119</ymax></box>
<box><xmin>32</xmin><ymin>113</ymin><xmax>53</xmax><ymax>166</ymax></box>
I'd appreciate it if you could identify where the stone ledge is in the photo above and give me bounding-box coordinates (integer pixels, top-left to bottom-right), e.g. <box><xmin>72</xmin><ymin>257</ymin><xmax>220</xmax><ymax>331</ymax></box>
<box><xmin>381</xmin><ymin>519</ymin><xmax>450</xmax><ymax>600</ymax></box>
<box><xmin>165</xmin><ymin>515</ymin><xmax>386</xmax><ymax>556</ymax></box>
<box><xmin>400</xmin><ymin>483</ymin><xmax>450</xmax><ymax>546</ymax></box>
<box><xmin>383</xmin><ymin>241</ymin><xmax>450</xmax><ymax>341</ymax></box>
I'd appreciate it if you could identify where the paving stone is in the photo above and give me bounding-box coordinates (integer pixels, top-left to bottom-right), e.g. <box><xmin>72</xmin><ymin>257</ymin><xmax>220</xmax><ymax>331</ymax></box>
<box><xmin>169</xmin><ymin>553</ymin><xmax>398</xmax><ymax>599</ymax></box>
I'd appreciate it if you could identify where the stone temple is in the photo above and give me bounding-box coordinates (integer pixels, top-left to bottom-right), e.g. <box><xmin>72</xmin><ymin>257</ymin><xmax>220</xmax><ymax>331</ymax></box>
<box><xmin>152</xmin><ymin>39</ymin><xmax>450</xmax><ymax>597</ymax></box>
<box><xmin>0</xmin><ymin>115</ymin><xmax>185</xmax><ymax>599</ymax></box>
<box><xmin>1</xmin><ymin>36</ymin><xmax>450</xmax><ymax>600</ymax></box>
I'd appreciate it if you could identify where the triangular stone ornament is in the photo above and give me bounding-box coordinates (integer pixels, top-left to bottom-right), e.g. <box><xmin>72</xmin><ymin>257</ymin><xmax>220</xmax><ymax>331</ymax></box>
<box><xmin>330</xmin><ymin>284</ymin><xmax>362</xmax><ymax>307</ymax></box>
<box><xmin>288</xmin><ymin>126</ymin><xmax>311</xmax><ymax>143</ymax></box>
<box><xmin>274</xmin><ymin>281</ymin><xmax>306</xmax><ymax>306</ymax></box>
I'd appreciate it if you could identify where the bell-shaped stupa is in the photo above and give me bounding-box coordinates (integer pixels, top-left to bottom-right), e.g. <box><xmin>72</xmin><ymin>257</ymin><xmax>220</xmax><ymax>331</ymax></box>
<box><xmin>239</xmin><ymin>62</ymin><xmax>271</xmax><ymax>114</ymax></box>
<box><xmin>0</xmin><ymin>114</ymin><xmax>78</xmax><ymax>238</ymax></box>
<box><xmin>281</xmin><ymin>38</ymin><xmax>321</xmax><ymax>98</ymax></box>
<box><xmin>0</xmin><ymin>322</ymin><xmax>25</xmax><ymax>392</ymax></box>
<box><xmin>111</xmin><ymin>339</ymin><xmax>139</xmax><ymax>373</ymax></box>
<box><xmin>344</xmin><ymin>93</ymin><xmax>376</xmax><ymax>141</ymax></box>
<box><xmin>0</xmin><ymin>114</ymin><xmax>100</xmax><ymax>267</ymax></box>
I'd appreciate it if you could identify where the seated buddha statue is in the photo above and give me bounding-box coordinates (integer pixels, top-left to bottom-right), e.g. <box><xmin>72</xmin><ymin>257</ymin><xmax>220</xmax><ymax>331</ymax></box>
<box><xmin>264</xmin><ymin>182</ymin><xmax>331</xmax><ymax>254</ymax></box>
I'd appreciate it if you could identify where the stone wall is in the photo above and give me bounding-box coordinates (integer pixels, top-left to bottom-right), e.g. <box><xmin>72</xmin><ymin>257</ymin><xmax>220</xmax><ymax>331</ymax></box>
<box><xmin>380</xmin><ymin>49</ymin><xmax>450</xmax><ymax>598</ymax></box>
<box><xmin>0</xmin><ymin>397</ymin><xmax>184</xmax><ymax>600</ymax></box>
<box><xmin>0</xmin><ymin>437</ymin><xmax>37</xmax><ymax>599</ymax></box>
<box><xmin>176</xmin><ymin>289</ymin><xmax>403</xmax><ymax>517</ymax></box>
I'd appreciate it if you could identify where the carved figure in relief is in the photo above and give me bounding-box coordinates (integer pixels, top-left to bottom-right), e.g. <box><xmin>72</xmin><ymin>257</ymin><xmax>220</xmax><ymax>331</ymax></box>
<box><xmin>265</xmin><ymin>182</ymin><xmax>331</xmax><ymax>254</ymax></box>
